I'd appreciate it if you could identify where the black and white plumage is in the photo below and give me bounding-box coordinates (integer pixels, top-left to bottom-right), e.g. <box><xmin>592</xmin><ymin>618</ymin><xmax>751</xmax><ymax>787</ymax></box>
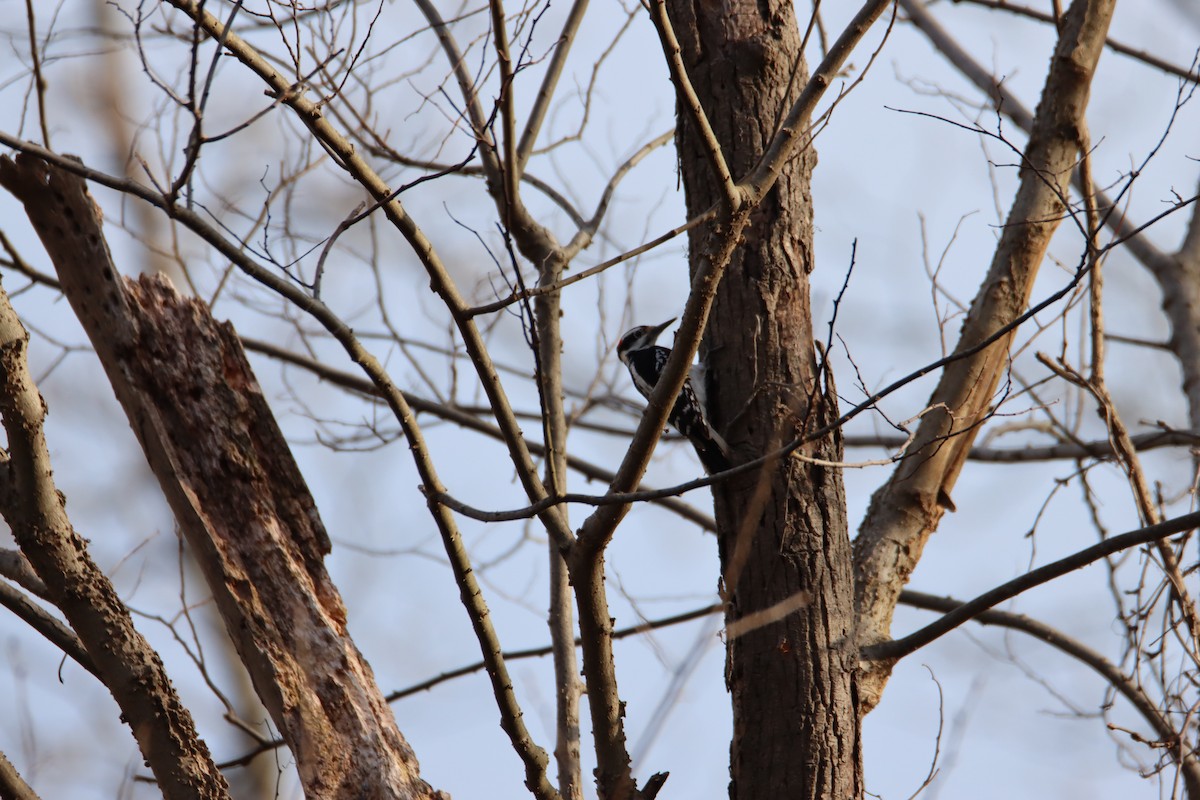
<box><xmin>617</xmin><ymin>319</ymin><xmax>731</xmax><ymax>474</ymax></box>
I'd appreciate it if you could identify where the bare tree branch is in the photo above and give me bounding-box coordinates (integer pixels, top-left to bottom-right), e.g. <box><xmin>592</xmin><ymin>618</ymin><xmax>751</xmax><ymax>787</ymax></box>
<box><xmin>218</xmin><ymin>603</ymin><xmax>725</xmax><ymax>772</ymax></box>
<box><xmin>0</xmin><ymin>548</ymin><xmax>47</xmax><ymax>599</ymax></box>
<box><xmin>844</xmin><ymin>428</ymin><xmax>1200</xmax><ymax>462</ymax></box>
<box><xmin>516</xmin><ymin>0</ymin><xmax>591</xmax><ymax>171</ymax></box>
<box><xmin>162</xmin><ymin>0</ymin><xmax>576</xmax><ymax>553</ymax></box>
<box><xmin>1</xmin><ymin>152</ymin><xmax>448</xmax><ymax>800</ymax></box>
<box><xmin>740</xmin><ymin>0</ymin><xmax>896</xmax><ymax>204</ymax></box>
<box><xmin>647</xmin><ymin>0</ymin><xmax>737</xmax><ymax>205</ymax></box>
<box><xmin>0</xmin><ymin>578</ymin><xmax>97</xmax><ymax>679</ymax></box>
<box><xmin>864</xmin><ymin>510</ymin><xmax>1200</xmax><ymax>661</ymax></box>
<box><xmin>239</xmin><ymin>337</ymin><xmax>719</xmax><ymax>531</ymax></box>
<box><xmin>897</xmin><ymin>589</ymin><xmax>1200</xmax><ymax>795</ymax></box>
<box><xmin>953</xmin><ymin>0</ymin><xmax>1200</xmax><ymax>83</ymax></box>
<box><xmin>902</xmin><ymin>0</ymin><xmax>1200</xmax><ymax>462</ymax></box>
<box><xmin>854</xmin><ymin>0</ymin><xmax>1118</xmax><ymax>711</ymax></box>
<box><xmin>0</xmin><ymin>748</ymin><xmax>40</xmax><ymax>800</ymax></box>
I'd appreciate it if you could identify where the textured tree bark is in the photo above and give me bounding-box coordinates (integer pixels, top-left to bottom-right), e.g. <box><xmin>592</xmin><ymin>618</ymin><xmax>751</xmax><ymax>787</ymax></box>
<box><xmin>662</xmin><ymin>2</ymin><xmax>862</xmax><ymax>798</ymax></box>
<box><xmin>0</xmin><ymin>153</ymin><xmax>444</xmax><ymax>800</ymax></box>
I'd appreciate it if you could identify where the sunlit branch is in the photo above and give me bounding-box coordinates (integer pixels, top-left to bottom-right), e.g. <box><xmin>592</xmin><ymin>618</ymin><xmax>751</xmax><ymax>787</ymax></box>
<box><xmin>740</xmin><ymin>0</ymin><xmax>895</xmax><ymax>203</ymax></box>
<box><xmin>645</xmin><ymin>0</ymin><xmax>736</xmax><ymax>206</ymax></box>
<box><xmin>0</xmin><ymin>748</ymin><xmax>39</xmax><ymax>800</ymax></box>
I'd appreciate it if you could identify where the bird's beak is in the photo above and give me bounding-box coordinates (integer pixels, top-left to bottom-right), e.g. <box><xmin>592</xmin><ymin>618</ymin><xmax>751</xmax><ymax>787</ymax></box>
<box><xmin>652</xmin><ymin>318</ymin><xmax>676</xmax><ymax>337</ymax></box>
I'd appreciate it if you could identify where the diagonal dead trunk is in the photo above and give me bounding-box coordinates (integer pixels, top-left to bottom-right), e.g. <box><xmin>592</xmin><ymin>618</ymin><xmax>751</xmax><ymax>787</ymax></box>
<box><xmin>1</xmin><ymin>153</ymin><xmax>444</xmax><ymax>800</ymax></box>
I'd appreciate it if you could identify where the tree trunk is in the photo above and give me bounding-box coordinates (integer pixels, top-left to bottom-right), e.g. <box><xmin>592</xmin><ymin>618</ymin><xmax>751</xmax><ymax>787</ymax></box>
<box><xmin>664</xmin><ymin>2</ymin><xmax>862</xmax><ymax>798</ymax></box>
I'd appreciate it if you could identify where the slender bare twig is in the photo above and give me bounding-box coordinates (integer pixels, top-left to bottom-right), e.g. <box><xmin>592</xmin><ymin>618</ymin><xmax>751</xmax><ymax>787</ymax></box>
<box><xmin>844</xmin><ymin>429</ymin><xmax>1200</xmax><ymax>462</ymax></box>
<box><xmin>516</xmin><ymin>0</ymin><xmax>590</xmax><ymax>171</ymax></box>
<box><xmin>162</xmin><ymin>1</ymin><xmax>576</xmax><ymax>553</ymax></box>
<box><xmin>1038</xmin><ymin>353</ymin><xmax>1200</xmax><ymax>662</ymax></box>
<box><xmin>488</xmin><ymin>0</ymin><xmax>520</xmax><ymax>216</ymax></box>
<box><xmin>469</xmin><ymin>196</ymin><xmax>710</xmax><ymax>316</ymax></box>
<box><xmin>216</xmin><ymin>602</ymin><xmax>724</xmax><ymax>771</ymax></box>
<box><xmin>409</xmin><ymin>0</ymin><xmax>505</xmax><ymax>181</ymax></box>
<box><xmin>237</xmin><ymin>336</ymin><xmax>718</xmax><ymax>530</ymax></box>
<box><xmin>645</xmin><ymin>0</ymin><xmax>736</xmax><ymax>205</ymax></box>
<box><xmin>740</xmin><ymin>0</ymin><xmax>896</xmax><ymax>203</ymax></box>
<box><xmin>389</xmin><ymin>602</ymin><xmax>723</xmax><ymax>702</ymax></box>
<box><xmin>22</xmin><ymin>0</ymin><xmax>50</xmax><ymax>147</ymax></box>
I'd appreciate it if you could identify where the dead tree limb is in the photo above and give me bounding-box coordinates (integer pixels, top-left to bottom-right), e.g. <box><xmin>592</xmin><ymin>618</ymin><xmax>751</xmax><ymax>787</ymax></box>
<box><xmin>0</xmin><ymin>152</ymin><xmax>444</xmax><ymax>800</ymax></box>
<box><xmin>0</xmin><ymin>256</ymin><xmax>230</xmax><ymax>799</ymax></box>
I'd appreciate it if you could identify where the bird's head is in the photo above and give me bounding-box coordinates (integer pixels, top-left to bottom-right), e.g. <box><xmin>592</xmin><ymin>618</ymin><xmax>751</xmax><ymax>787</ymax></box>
<box><xmin>616</xmin><ymin>319</ymin><xmax>674</xmax><ymax>365</ymax></box>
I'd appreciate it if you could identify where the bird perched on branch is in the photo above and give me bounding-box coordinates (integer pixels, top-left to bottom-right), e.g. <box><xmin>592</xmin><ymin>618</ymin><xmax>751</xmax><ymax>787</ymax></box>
<box><xmin>617</xmin><ymin>319</ymin><xmax>731</xmax><ymax>474</ymax></box>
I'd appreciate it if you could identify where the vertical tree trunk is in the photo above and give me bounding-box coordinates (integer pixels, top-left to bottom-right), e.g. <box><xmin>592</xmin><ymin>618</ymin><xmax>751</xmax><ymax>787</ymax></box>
<box><xmin>664</xmin><ymin>3</ymin><xmax>862</xmax><ymax>798</ymax></box>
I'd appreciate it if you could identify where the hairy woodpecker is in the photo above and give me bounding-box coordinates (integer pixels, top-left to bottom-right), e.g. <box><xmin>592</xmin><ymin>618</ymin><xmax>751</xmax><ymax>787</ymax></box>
<box><xmin>616</xmin><ymin>319</ymin><xmax>731</xmax><ymax>474</ymax></box>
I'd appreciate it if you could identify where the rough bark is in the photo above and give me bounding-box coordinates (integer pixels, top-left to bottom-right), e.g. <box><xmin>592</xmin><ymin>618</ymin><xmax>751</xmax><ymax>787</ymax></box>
<box><xmin>663</xmin><ymin>2</ymin><xmax>862</xmax><ymax>798</ymax></box>
<box><xmin>0</xmin><ymin>749</ymin><xmax>40</xmax><ymax>800</ymax></box>
<box><xmin>0</xmin><ymin>272</ymin><xmax>230</xmax><ymax>798</ymax></box>
<box><xmin>853</xmin><ymin>0</ymin><xmax>1117</xmax><ymax>710</ymax></box>
<box><xmin>0</xmin><ymin>153</ymin><xmax>444</xmax><ymax>800</ymax></box>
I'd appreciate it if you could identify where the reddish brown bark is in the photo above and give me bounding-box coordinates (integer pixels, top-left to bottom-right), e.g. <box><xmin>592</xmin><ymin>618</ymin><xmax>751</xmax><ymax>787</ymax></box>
<box><xmin>662</xmin><ymin>1</ymin><xmax>862</xmax><ymax>797</ymax></box>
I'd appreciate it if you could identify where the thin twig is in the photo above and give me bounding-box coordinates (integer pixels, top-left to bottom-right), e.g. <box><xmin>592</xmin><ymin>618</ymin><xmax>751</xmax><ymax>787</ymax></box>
<box><xmin>23</xmin><ymin>0</ymin><xmax>50</xmax><ymax>147</ymax></box>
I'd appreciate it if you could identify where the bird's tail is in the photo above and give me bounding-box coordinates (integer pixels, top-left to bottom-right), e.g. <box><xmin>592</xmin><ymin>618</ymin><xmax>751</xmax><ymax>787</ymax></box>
<box><xmin>692</xmin><ymin>430</ymin><xmax>731</xmax><ymax>475</ymax></box>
